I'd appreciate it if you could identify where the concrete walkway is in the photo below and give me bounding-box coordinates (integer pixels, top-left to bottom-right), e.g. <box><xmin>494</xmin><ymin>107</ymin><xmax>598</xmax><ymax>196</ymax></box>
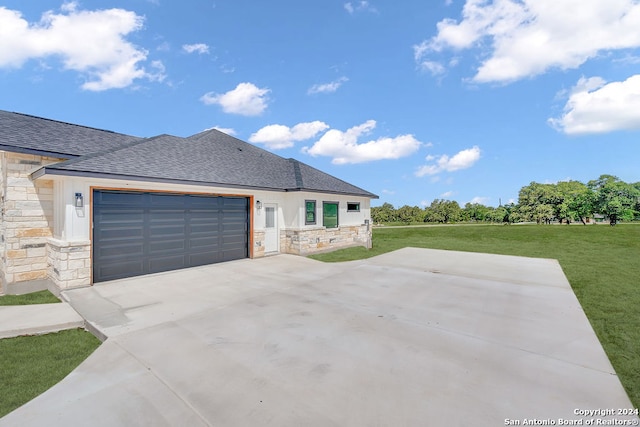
<box><xmin>1</xmin><ymin>248</ymin><xmax>637</xmax><ymax>426</ymax></box>
<box><xmin>0</xmin><ymin>302</ymin><xmax>84</xmax><ymax>339</ymax></box>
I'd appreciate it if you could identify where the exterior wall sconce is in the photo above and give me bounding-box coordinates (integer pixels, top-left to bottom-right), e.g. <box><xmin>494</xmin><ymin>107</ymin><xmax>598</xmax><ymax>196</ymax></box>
<box><xmin>256</xmin><ymin>200</ymin><xmax>262</xmax><ymax>210</ymax></box>
<box><xmin>75</xmin><ymin>192</ymin><xmax>84</xmax><ymax>208</ymax></box>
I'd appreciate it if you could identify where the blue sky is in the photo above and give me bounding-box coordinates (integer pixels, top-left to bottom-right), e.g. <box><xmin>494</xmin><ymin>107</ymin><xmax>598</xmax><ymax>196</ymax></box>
<box><xmin>1</xmin><ymin>1</ymin><xmax>639</xmax><ymax>208</ymax></box>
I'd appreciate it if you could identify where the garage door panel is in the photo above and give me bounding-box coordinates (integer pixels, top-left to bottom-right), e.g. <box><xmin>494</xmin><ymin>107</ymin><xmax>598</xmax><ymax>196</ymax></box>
<box><xmin>221</xmin><ymin>197</ymin><xmax>247</xmax><ymax>207</ymax></box>
<box><xmin>96</xmin><ymin>227</ymin><xmax>145</xmax><ymax>240</ymax></box>
<box><xmin>148</xmin><ymin>255</ymin><xmax>188</xmax><ymax>274</ymax></box>
<box><xmin>96</xmin><ymin>260</ymin><xmax>145</xmax><ymax>281</ymax></box>
<box><xmin>188</xmin><ymin>252</ymin><xmax>220</xmax><ymax>267</ymax></box>
<box><xmin>189</xmin><ymin>216</ymin><xmax>218</xmax><ymax>223</ymax></box>
<box><xmin>222</xmin><ymin>233</ymin><xmax>246</xmax><ymax>244</ymax></box>
<box><xmin>148</xmin><ymin>193</ymin><xmax>184</xmax><ymax>207</ymax></box>
<box><xmin>96</xmin><ymin>191</ymin><xmax>145</xmax><ymax>206</ymax></box>
<box><xmin>97</xmin><ymin>243</ymin><xmax>145</xmax><ymax>258</ymax></box>
<box><xmin>221</xmin><ymin>219</ymin><xmax>247</xmax><ymax>229</ymax></box>
<box><xmin>189</xmin><ymin>236</ymin><xmax>219</xmax><ymax>249</ymax></box>
<box><xmin>149</xmin><ymin>208</ymin><xmax>186</xmax><ymax>218</ymax></box>
<box><xmin>149</xmin><ymin>239</ymin><xmax>187</xmax><ymax>253</ymax></box>
<box><xmin>95</xmin><ymin>213</ymin><xmax>145</xmax><ymax>226</ymax></box>
<box><xmin>148</xmin><ymin>226</ymin><xmax>187</xmax><ymax>238</ymax></box>
<box><xmin>189</xmin><ymin>219</ymin><xmax>219</xmax><ymax>227</ymax></box>
<box><xmin>219</xmin><ymin>249</ymin><xmax>246</xmax><ymax>262</ymax></box>
<box><xmin>189</xmin><ymin>228</ymin><xmax>219</xmax><ymax>238</ymax></box>
<box><xmin>93</xmin><ymin>191</ymin><xmax>249</xmax><ymax>282</ymax></box>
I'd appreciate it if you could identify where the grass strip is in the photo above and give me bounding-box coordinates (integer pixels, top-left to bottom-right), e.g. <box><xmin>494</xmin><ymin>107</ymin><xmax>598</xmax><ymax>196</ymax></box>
<box><xmin>0</xmin><ymin>290</ymin><xmax>60</xmax><ymax>306</ymax></box>
<box><xmin>0</xmin><ymin>329</ymin><xmax>101</xmax><ymax>417</ymax></box>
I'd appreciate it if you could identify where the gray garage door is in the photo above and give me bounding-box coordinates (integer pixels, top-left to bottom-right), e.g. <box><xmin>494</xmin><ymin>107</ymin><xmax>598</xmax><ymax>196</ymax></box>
<box><xmin>93</xmin><ymin>190</ymin><xmax>249</xmax><ymax>282</ymax></box>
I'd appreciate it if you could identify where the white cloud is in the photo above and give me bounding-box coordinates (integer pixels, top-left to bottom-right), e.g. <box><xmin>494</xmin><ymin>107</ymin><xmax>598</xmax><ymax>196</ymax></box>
<box><xmin>210</xmin><ymin>126</ymin><xmax>236</xmax><ymax>136</ymax></box>
<box><xmin>469</xmin><ymin>196</ymin><xmax>490</xmax><ymax>205</ymax></box>
<box><xmin>156</xmin><ymin>41</ymin><xmax>171</xmax><ymax>52</ymax></box>
<box><xmin>249</xmin><ymin>121</ymin><xmax>330</xmax><ymax>150</ymax></box>
<box><xmin>308</xmin><ymin>77</ymin><xmax>349</xmax><ymax>94</ymax></box>
<box><xmin>415</xmin><ymin>0</ymin><xmax>640</xmax><ymax>83</ymax></box>
<box><xmin>382</xmin><ymin>189</ymin><xmax>396</xmax><ymax>195</ymax></box>
<box><xmin>440</xmin><ymin>191</ymin><xmax>455</xmax><ymax>198</ymax></box>
<box><xmin>200</xmin><ymin>82</ymin><xmax>270</xmax><ymax>116</ymax></box>
<box><xmin>220</xmin><ymin>64</ymin><xmax>235</xmax><ymax>73</ymax></box>
<box><xmin>303</xmin><ymin>120</ymin><xmax>422</xmax><ymax>164</ymax></box>
<box><xmin>0</xmin><ymin>4</ymin><xmax>163</xmax><ymax>91</ymax></box>
<box><xmin>344</xmin><ymin>1</ymin><xmax>377</xmax><ymax>14</ymax></box>
<box><xmin>182</xmin><ymin>43</ymin><xmax>209</xmax><ymax>54</ymax></box>
<box><xmin>415</xmin><ymin>146</ymin><xmax>481</xmax><ymax>177</ymax></box>
<box><xmin>417</xmin><ymin>60</ymin><xmax>446</xmax><ymax>76</ymax></box>
<box><xmin>549</xmin><ymin>75</ymin><xmax>640</xmax><ymax>135</ymax></box>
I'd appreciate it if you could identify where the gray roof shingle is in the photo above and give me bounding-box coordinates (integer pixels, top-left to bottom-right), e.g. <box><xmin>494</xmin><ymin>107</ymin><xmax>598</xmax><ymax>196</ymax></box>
<box><xmin>0</xmin><ymin>110</ymin><xmax>141</xmax><ymax>158</ymax></box>
<box><xmin>12</xmin><ymin>115</ymin><xmax>377</xmax><ymax>198</ymax></box>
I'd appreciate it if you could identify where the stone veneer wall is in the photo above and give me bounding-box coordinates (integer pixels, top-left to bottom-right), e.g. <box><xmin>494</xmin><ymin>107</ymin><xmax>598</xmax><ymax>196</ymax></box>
<box><xmin>282</xmin><ymin>225</ymin><xmax>371</xmax><ymax>256</ymax></box>
<box><xmin>0</xmin><ymin>152</ymin><xmax>57</xmax><ymax>294</ymax></box>
<box><xmin>47</xmin><ymin>239</ymin><xmax>91</xmax><ymax>289</ymax></box>
<box><xmin>253</xmin><ymin>230</ymin><xmax>266</xmax><ymax>258</ymax></box>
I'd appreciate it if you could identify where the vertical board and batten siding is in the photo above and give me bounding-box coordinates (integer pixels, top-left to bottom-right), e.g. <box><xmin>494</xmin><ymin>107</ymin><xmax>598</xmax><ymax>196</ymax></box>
<box><xmin>93</xmin><ymin>190</ymin><xmax>249</xmax><ymax>282</ymax></box>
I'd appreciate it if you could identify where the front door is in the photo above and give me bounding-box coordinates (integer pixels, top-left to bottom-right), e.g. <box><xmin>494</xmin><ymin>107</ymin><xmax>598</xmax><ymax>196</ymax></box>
<box><xmin>264</xmin><ymin>204</ymin><xmax>279</xmax><ymax>253</ymax></box>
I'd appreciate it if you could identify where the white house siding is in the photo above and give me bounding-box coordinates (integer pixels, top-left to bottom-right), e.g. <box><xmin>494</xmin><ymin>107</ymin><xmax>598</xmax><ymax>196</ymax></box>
<box><xmin>250</xmin><ymin>190</ymin><xmax>372</xmax><ymax>255</ymax></box>
<box><xmin>279</xmin><ymin>192</ymin><xmax>372</xmax><ymax>255</ymax></box>
<box><xmin>0</xmin><ymin>152</ymin><xmax>58</xmax><ymax>294</ymax></box>
<box><xmin>15</xmin><ymin>175</ymin><xmax>374</xmax><ymax>291</ymax></box>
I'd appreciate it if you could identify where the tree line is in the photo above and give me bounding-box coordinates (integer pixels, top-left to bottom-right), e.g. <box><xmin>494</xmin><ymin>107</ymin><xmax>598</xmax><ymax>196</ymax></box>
<box><xmin>372</xmin><ymin>175</ymin><xmax>640</xmax><ymax>226</ymax></box>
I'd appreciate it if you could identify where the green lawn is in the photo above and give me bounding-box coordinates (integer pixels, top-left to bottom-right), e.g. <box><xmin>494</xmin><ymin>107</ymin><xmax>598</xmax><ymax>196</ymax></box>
<box><xmin>0</xmin><ymin>329</ymin><xmax>101</xmax><ymax>417</ymax></box>
<box><xmin>0</xmin><ymin>290</ymin><xmax>60</xmax><ymax>306</ymax></box>
<box><xmin>311</xmin><ymin>224</ymin><xmax>640</xmax><ymax>408</ymax></box>
<box><xmin>0</xmin><ymin>290</ymin><xmax>99</xmax><ymax>417</ymax></box>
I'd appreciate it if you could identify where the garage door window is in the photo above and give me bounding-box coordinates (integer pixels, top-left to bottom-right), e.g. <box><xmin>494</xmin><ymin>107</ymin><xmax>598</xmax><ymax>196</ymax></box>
<box><xmin>323</xmin><ymin>202</ymin><xmax>338</xmax><ymax>228</ymax></box>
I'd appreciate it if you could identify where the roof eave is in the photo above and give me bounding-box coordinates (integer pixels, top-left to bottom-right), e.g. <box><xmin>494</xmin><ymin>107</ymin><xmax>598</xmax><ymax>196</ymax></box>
<box><xmin>285</xmin><ymin>187</ymin><xmax>379</xmax><ymax>199</ymax></box>
<box><xmin>31</xmin><ymin>167</ymin><xmax>288</xmax><ymax>193</ymax></box>
<box><xmin>0</xmin><ymin>145</ymin><xmax>77</xmax><ymax>160</ymax></box>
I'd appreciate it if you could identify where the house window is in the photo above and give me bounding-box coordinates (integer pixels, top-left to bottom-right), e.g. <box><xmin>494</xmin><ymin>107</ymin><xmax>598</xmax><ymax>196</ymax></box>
<box><xmin>323</xmin><ymin>202</ymin><xmax>339</xmax><ymax>228</ymax></box>
<box><xmin>305</xmin><ymin>200</ymin><xmax>316</xmax><ymax>225</ymax></box>
<box><xmin>347</xmin><ymin>202</ymin><xmax>360</xmax><ymax>212</ymax></box>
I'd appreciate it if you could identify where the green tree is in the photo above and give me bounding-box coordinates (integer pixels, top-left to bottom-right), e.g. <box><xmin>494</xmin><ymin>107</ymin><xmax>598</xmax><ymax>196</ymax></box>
<box><xmin>463</xmin><ymin>203</ymin><xmax>491</xmax><ymax>222</ymax></box>
<box><xmin>488</xmin><ymin>206</ymin><xmax>509</xmax><ymax>223</ymax></box>
<box><xmin>588</xmin><ymin>175</ymin><xmax>639</xmax><ymax>225</ymax></box>
<box><xmin>517</xmin><ymin>182</ymin><xmax>559</xmax><ymax>223</ymax></box>
<box><xmin>557</xmin><ymin>181</ymin><xmax>594</xmax><ymax>225</ymax></box>
<box><xmin>425</xmin><ymin>199</ymin><xmax>461</xmax><ymax>223</ymax></box>
<box><xmin>396</xmin><ymin>205</ymin><xmax>423</xmax><ymax>224</ymax></box>
<box><xmin>555</xmin><ymin>180</ymin><xmax>593</xmax><ymax>224</ymax></box>
<box><xmin>534</xmin><ymin>204</ymin><xmax>555</xmax><ymax>225</ymax></box>
<box><xmin>371</xmin><ymin>202</ymin><xmax>396</xmax><ymax>224</ymax></box>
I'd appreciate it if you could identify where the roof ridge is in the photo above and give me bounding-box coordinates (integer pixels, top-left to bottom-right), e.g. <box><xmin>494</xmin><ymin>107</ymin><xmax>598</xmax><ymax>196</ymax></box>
<box><xmin>289</xmin><ymin>158</ymin><xmax>304</xmax><ymax>189</ymax></box>
<box><xmin>290</xmin><ymin>158</ymin><xmax>378</xmax><ymax>198</ymax></box>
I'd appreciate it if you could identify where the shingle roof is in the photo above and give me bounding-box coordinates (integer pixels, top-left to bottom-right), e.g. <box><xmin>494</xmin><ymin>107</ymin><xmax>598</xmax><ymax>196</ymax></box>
<box><xmin>27</xmin><ymin>123</ymin><xmax>377</xmax><ymax>198</ymax></box>
<box><xmin>0</xmin><ymin>110</ymin><xmax>141</xmax><ymax>158</ymax></box>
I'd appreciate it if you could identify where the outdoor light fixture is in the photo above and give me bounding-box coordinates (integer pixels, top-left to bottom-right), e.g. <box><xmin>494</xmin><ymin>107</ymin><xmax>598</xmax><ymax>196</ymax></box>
<box><xmin>256</xmin><ymin>200</ymin><xmax>262</xmax><ymax>210</ymax></box>
<box><xmin>75</xmin><ymin>192</ymin><xmax>83</xmax><ymax>208</ymax></box>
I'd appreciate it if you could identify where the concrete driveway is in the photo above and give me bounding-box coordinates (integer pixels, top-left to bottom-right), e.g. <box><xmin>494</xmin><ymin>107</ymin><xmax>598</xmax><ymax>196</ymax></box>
<box><xmin>2</xmin><ymin>248</ymin><xmax>636</xmax><ymax>426</ymax></box>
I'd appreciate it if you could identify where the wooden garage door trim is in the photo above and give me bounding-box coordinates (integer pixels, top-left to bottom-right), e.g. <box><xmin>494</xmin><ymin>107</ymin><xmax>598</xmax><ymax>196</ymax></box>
<box><xmin>90</xmin><ymin>187</ymin><xmax>253</xmax><ymax>282</ymax></box>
